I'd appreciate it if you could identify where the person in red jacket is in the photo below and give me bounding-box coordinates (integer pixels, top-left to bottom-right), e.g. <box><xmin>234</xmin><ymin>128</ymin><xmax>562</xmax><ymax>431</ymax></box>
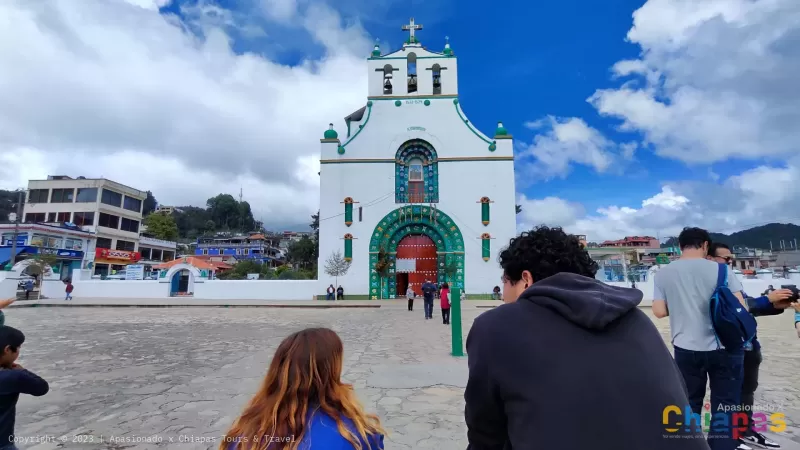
<box><xmin>439</xmin><ymin>283</ymin><xmax>451</xmax><ymax>325</ymax></box>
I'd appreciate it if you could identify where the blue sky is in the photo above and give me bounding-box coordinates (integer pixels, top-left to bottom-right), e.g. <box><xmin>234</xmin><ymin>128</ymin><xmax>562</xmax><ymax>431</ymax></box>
<box><xmin>0</xmin><ymin>0</ymin><xmax>798</xmax><ymax>240</ymax></box>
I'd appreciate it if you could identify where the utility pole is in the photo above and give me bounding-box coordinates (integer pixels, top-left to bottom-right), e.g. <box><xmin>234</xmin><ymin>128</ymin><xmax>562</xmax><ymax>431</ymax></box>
<box><xmin>5</xmin><ymin>191</ymin><xmax>23</xmax><ymax>271</ymax></box>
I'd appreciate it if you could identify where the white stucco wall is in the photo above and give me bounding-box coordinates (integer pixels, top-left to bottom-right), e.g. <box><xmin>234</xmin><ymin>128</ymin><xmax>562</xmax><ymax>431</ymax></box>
<box><xmin>318</xmin><ymin>94</ymin><xmax>515</xmax><ymax>296</ymax></box>
<box><xmin>193</xmin><ymin>280</ymin><xmax>317</xmax><ymax>300</ymax></box>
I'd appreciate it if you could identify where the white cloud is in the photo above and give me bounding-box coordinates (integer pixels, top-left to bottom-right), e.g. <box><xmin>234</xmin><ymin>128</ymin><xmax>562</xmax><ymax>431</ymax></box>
<box><xmin>517</xmin><ymin>159</ymin><xmax>800</xmax><ymax>242</ymax></box>
<box><xmin>0</xmin><ymin>0</ymin><xmax>372</xmax><ymax>228</ymax></box>
<box><xmin>515</xmin><ymin>116</ymin><xmax>621</xmax><ymax>184</ymax></box>
<box><xmin>589</xmin><ymin>0</ymin><xmax>800</xmax><ymax>164</ymax></box>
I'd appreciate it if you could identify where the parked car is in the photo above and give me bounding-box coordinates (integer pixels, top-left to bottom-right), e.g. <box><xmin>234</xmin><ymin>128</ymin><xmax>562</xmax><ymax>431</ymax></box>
<box><xmin>17</xmin><ymin>275</ymin><xmax>35</xmax><ymax>289</ymax></box>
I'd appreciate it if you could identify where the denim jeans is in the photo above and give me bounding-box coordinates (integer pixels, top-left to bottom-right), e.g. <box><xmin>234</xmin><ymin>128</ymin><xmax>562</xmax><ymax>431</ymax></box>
<box><xmin>423</xmin><ymin>298</ymin><xmax>433</xmax><ymax>318</ymax></box>
<box><xmin>740</xmin><ymin>348</ymin><xmax>762</xmax><ymax>434</ymax></box>
<box><xmin>674</xmin><ymin>346</ymin><xmax>745</xmax><ymax>450</ymax></box>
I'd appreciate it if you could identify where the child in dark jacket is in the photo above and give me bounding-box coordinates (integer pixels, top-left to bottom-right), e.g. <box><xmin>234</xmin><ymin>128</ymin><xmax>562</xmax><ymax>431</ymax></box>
<box><xmin>0</xmin><ymin>326</ymin><xmax>49</xmax><ymax>450</ymax></box>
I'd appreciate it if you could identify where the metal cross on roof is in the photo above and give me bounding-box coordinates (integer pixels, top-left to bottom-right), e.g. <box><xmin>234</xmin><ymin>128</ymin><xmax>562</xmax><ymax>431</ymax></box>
<box><xmin>402</xmin><ymin>18</ymin><xmax>423</xmax><ymax>41</ymax></box>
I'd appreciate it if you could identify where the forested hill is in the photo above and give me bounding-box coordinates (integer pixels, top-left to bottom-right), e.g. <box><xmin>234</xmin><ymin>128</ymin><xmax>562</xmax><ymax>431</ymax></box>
<box><xmin>662</xmin><ymin>223</ymin><xmax>800</xmax><ymax>250</ymax></box>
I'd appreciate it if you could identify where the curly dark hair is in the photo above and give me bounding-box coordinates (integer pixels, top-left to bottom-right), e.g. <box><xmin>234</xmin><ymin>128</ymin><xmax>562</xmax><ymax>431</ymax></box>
<box><xmin>499</xmin><ymin>225</ymin><xmax>598</xmax><ymax>284</ymax></box>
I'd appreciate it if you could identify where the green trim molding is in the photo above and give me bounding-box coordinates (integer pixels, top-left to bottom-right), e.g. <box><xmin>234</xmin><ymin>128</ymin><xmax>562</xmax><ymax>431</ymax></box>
<box><xmin>453</xmin><ymin>99</ymin><xmax>496</xmax><ymax>150</ymax></box>
<box><xmin>338</xmin><ymin>101</ymin><xmax>373</xmax><ymax>150</ymax></box>
<box><xmin>369</xmin><ymin>206</ymin><xmax>465</xmax><ymax>299</ymax></box>
<box><xmin>368</xmin><ymin>94</ymin><xmax>458</xmax><ymax>101</ymax></box>
<box><xmin>368</xmin><ymin>55</ymin><xmax>453</xmax><ymax>61</ymax></box>
<box><xmin>395</xmin><ymin>140</ymin><xmax>439</xmax><ymax>203</ymax></box>
<box><xmin>320</xmin><ymin>156</ymin><xmax>514</xmax><ymax>164</ymax></box>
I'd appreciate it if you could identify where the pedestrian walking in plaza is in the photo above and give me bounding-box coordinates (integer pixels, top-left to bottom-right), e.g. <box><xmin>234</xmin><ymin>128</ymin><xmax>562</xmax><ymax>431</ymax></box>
<box><xmin>336</xmin><ymin>285</ymin><xmax>344</xmax><ymax>300</ymax></box>
<box><xmin>653</xmin><ymin>227</ymin><xmax>749</xmax><ymax>450</ymax></box>
<box><xmin>326</xmin><ymin>284</ymin><xmax>335</xmax><ymax>301</ymax></box>
<box><xmin>421</xmin><ymin>279</ymin><xmax>436</xmax><ymax>319</ymax></box>
<box><xmin>464</xmin><ymin>226</ymin><xmax>706</xmax><ymax>450</ymax></box>
<box><xmin>0</xmin><ymin>299</ymin><xmax>15</xmax><ymax>327</ymax></box>
<box><xmin>406</xmin><ymin>286</ymin><xmax>415</xmax><ymax>311</ymax></box>
<box><xmin>23</xmin><ymin>280</ymin><xmax>33</xmax><ymax>301</ymax></box>
<box><xmin>439</xmin><ymin>283</ymin><xmax>451</xmax><ymax>325</ymax></box>
<box><xmin>708</xmin><ymin>243</ymin><xmax>793</xmax><ymax>449</ymax></box>
<box><xmin>64</xmin><ymin>280</ymin><xmax>74</xmax><ymax>301</ymax></box>
<box><xmin>0</xmin><ymin>326</ymin><xmax>50</xmax><ymax>450</ymax></box>
<box><xmin>221</xmin><ymin>327</ymin><xmax>384</xmax><ymax>450</ymax></box>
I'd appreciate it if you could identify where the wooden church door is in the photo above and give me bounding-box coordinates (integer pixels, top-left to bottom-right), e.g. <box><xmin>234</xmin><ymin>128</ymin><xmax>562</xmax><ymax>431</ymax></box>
<box><xmin>395</xmin><ymin>234</ymin><xmax>438</xmax><ymax>297</ymax></box>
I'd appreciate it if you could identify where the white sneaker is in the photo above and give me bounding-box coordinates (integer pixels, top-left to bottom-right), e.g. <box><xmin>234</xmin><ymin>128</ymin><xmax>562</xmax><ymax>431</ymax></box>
<box><xmin>737</xmin><ymin>443</ymin><xmax>754</xmax><ymax>450</ymax></box>
<box><xmin>741</xmin><ymin>431</ymin><xmax>781</xmax><ymax>449</ymax></box>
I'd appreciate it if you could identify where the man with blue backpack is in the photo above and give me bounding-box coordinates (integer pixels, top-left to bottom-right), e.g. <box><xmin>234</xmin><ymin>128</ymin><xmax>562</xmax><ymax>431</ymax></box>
<box><xmin>653</xmin><ymin>227</ymin><xmax>750</xmax><ymax>450</ymax></box>
<box><xmin>708</xmin><ymin>243</ymin><xmax>794</xmax><ymax>449</ymax></box>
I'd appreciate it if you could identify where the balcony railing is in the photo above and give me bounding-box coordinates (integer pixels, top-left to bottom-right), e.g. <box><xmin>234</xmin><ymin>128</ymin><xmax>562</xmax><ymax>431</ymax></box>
<box><xmin>395</xmin><ymin>193</ymin><xmax>439</xmax><ymax>204</ymax></box>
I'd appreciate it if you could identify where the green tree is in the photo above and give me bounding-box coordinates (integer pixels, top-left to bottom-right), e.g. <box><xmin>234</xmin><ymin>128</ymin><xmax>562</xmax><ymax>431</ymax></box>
<box><xmin>26</xmin><ymin>253</ymin><xmax>57</xmax><ymax>279</ymax></box>
<box><xmin>143</xmin><ymin>213</ymin><xmax>179</xmax><ymax>241</ymax></box>
<box><xmin>287</xmin><ymin>236</ymin><xmax>317</xmax><ymax>269</ymax></box>
<box><xmin>143</xmin><ymin>191</ymin><xmax>158</xmax><ymax>216</ymax></box>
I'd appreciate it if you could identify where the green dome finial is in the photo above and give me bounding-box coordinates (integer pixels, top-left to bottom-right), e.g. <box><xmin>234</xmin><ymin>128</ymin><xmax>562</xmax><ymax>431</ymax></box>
<box><xmin>372</xmin><ymin>39</ymin><xmax>381</xmax><ymax>57</ymax></box>
<box><xmin>443</xmin><ymin>36</ymin><xmax>453</xmax><ymax>56</ymax></box>
<box><xmin>495</xmin><ymin>121</ymin><xmax>507</xmax><ymax>136</ymax></box>
<box><xmin>324</xmin><ymin>123</ymin><xmax>338</xmax><ymax>139</ymax></box>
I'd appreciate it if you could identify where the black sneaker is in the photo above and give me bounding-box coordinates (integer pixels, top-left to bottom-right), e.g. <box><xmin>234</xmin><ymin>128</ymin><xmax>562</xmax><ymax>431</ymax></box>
<box><xmin>740</xmin><ymin>431</ymin><xmax>781</xmax><ymax>449</ymax></box>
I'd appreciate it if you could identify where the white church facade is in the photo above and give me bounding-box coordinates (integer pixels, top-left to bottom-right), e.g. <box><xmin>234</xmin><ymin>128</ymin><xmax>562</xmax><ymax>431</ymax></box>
<box><xmin>317</xmin><ymin>19</ymin><xmax>516</xmax><ymax>298</ymax></box>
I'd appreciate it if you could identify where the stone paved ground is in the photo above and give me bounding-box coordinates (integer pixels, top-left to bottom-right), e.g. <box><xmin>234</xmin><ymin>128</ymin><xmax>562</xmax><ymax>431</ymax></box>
<box><xmin>5</xmin><ymin>302</ymin><xmax>800</xmax><ymax>450</ymax></box>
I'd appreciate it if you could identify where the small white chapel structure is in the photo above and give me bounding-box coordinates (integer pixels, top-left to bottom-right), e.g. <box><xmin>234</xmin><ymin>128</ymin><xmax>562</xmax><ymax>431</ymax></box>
<box><xmin>317</xmin><ymin>19</ymin><xmax>516</xmax><ymax>298</ymax></box>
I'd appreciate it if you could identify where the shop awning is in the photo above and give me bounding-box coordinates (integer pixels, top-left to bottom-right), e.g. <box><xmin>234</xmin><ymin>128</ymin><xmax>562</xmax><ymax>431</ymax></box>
<box><xmin>0</xmin><ymin>246</ymin><xmax>28</xmax><ymax>267</ymax></box>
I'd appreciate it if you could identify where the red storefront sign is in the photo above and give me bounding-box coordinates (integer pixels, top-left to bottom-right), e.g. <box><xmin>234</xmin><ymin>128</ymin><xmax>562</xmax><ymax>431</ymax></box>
<box><xmin>95</xmin><ymin>248</ymin><xmax>141</xmax><ymax>262</ymax></box>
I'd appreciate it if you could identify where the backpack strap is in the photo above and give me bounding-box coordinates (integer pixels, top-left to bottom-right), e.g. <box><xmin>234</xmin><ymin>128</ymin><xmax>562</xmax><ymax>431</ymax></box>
<box><xmin>716</xmin><ymin>263</ymin><xmax>728</xmax><ymax>289</ymax></box>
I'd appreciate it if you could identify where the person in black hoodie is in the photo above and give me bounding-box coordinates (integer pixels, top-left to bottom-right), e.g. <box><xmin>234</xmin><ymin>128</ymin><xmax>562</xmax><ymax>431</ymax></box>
<box><xmin>0</xmin><ymin>326</ymin><xmax>49</xmax><ymax>450</ymax></box>
<box><xmin>464</xmin><ymin>226</ymin><xmax>708</xmax><ymax>450</ymax></box>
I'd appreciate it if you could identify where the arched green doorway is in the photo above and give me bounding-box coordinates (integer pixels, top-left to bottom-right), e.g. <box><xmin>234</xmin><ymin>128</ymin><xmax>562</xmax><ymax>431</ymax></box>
<box><xmin>369</xmin><ymin>205</ymin><xmax>465</xmax><ymax>299</ymax></box>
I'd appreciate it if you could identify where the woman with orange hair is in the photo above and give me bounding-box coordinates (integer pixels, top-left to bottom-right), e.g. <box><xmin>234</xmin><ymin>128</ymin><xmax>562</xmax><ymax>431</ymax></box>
<box><xmin>221</xmin><ymin>327</ymin><xmax>385</xmax><ymax>450</ymax></box>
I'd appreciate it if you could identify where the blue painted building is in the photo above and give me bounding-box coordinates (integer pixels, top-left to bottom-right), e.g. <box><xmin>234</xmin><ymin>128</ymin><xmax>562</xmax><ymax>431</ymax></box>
<box><xmin>0</xmin><ymin>222</ymin><xmax>95</xmax><ymax>279</ymax></box>
<box><xmin>195</xmin><ymin>233</ymin><xmax>283</xmax><ymax>266</ymax></box>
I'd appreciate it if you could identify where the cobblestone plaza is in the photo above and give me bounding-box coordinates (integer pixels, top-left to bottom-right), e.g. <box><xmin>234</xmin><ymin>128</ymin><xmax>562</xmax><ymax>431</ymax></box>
<box><xmin>7</xmin><ymin>303</ymin><xmax>800</xmax><ymax>449</ymax></box>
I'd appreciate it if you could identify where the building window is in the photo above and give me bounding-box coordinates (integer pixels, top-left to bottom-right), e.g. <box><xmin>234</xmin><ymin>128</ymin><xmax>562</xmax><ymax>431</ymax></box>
<box><xmin>56</xmin><ymin>212</ymin><xmax>71</xmax><ymax>223</ymax></box>
<box><xmin>28</xmin><ymin>189</ymin><xmax>49</xmax><ymax>203</ymax></box>
<box><xmin>202</xmin><ymin>249</ymin><xmax>208</xmax><ymax>255</ymax></box>
<box><xmin>30</xmin><ymin>234</ymin><xmax>60</xmax><ymax>248</ymax></box>
<box><xmin>219</xmin><ymin>249</ymin><xmax>224</xmax><ymax>255</ymax></box>
<box><xmin>120</xmin><ymin>217</ymin><xmax>140</xmax><ymax>233</ymax></box>
<box><xmin>96</xmin><ymin>237</ymin><xmax>112</xmax><ymax>249</ymax></box>
<box><xmin>24</xmin><ymin>213</ymin><xmax>46</xmax><ymax>223</ymax></box>
<box><xmin>115</xmin><ymin>240</ymin><xmax>136</xmax><ymax>252</ymax></box>
<box><xmin>244</xmin><ymin>248</ymin><xmax>250</xmax><ymax>255</ymax></box>
<box><xmin>64</xmin><ymin>238</ymin><xmax>83</xmax><ymax>251</ymax></box>
<box><xmin>163</xmin><ymin>251</ymin><xmax>174</xmax><ymax>261</ymax></box>
<box><xmin>123</xmin><ymin>196</ymin><xmax>142</xmax><ymax>213</ymax></box>
<box><xmin>395</xmin><ymin>140</ymin><xmax>439</xmax><ymax>203</ymax></box>
<box><xmin>236</xmin><ymin>249</ymin><xmax>241</xmax><ymax>255</ymax></box>
<box><xmin>101</xmin><ymin>188</ymin><xmax>123</xmax><ymax>208</ymax></box>
<box><xmin>73</xmin><ymin>212</ymin><xmax>95</xmax><ymax>226</ymax></box>
<box><xmin>75</xmin><ymin>188</ymin><xmax>98</xmax><ymax>203</ymax></box>
<box><xmin>50</xmin><ymin>188</ymin><xmax>74</xmax><ymax>203</ymax></box>
<box><xmin>151</xmin><ymin>249</ymin><xmax>162</xmax><ymax>260</ymax></box>
<box><xmin>98</xmin><ymin>213</ymin><xmax>120</xmax><ymax>229</ymax></box>
<box><xmin>139</xmin><ymin>247</ymin><xmax>152</xmax><ymax>260</ymax></box>
<box><xmin>47</xmin><ymin>213</ymin><xmax>56</xmax><ymax>223</ymax></box>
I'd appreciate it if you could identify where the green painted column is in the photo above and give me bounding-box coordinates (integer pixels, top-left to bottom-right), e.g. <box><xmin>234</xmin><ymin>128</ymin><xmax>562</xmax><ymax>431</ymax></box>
<box><xmin>344</xmin><ymin>234</ymin><xmax>353</xmax><ymax>261</ymax></box>
<box><xmin>450</xmin><ymin>286</ymin><xmax>464</xmax><ymax>356</ymax></box>
<box><xmin>481</xmin><ymin>202</ymin><xmax>490</xmax><ymax>225</ymax></box>
<box><xmin>481</xmin><ymin>233</ymin><xmax>491</xmax><ymax>261</ymax></box>
<box><xmin>344</xmin><ymin>200</ymin><xmax>353</xmax><ymax>226</ymax></box>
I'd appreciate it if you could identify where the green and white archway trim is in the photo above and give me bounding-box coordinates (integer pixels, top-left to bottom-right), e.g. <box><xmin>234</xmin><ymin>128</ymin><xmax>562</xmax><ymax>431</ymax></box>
<box><xmin>369</xmin><ymin>205</ymin><xmax>465</xmax><ymax>299</ymax></box>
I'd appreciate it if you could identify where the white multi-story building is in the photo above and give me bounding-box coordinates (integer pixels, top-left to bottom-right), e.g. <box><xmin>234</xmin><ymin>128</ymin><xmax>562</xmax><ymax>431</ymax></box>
<box><xmin>23</xmin><ymin>175</ymin><xmax>147</xmax><ymax>276</ymax></box>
